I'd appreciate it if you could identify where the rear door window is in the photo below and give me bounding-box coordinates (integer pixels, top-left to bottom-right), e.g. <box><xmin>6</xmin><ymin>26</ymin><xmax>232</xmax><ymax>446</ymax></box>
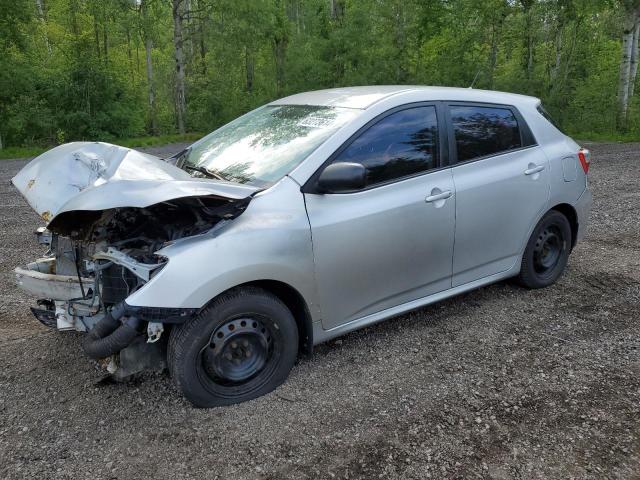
<box><xmin>449</xmin><ymin>105</ymin><xmax>522</xmax><ymax>162</ymax></box>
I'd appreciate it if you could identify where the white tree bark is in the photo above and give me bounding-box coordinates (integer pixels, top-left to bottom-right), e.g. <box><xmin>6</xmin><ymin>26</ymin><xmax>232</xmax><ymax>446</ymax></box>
<box><xmin>173</xmin><ymin>0</ymin><xmax>186</xmax><ymax>135</ymax></box>
<box><xmin>35</xmin><ymin>0</ymin><xmax>52</xmax><ymax>55</ymax></box>
<box><xmin>140</xmin><ymin>0</ymin><xmax>157</xmax><ymax>135</ymax></box>
<box><xmin>617</xmin><ymin>14</ymin><xmax>635</xmax><ymax>128</ymax></box>
<box><xmin>627</xmin><ymin>19</ymin><xmax>640</xmax><ymax>102</ymax></box>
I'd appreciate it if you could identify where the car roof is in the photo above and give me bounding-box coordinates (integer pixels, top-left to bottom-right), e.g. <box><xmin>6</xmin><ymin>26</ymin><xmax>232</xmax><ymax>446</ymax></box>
<box><xmin>270</xmin><ymin>86</ymin><xmax>540</xmax><ymax>110</ymax></box>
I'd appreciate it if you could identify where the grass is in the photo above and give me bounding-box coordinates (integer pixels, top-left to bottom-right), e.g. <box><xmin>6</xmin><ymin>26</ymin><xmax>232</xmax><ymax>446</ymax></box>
<box><xmin>0</xmin><ymin>133</ymin><xmax>203</xmax><ymax>160</ymax></box>
<box><xmin>0</xmin><ymin>146</ymin><xmax>50</xmax><ymax>160</ymax></box>
<box><xmin>116</xmin><ymin>132</ymin><xmax>203</xmax><ymax>148</ymax></box>
<box><xmin>571</xmin><ymin>131</ymin><xmax>640</xmax><ymax>143</ymax></box>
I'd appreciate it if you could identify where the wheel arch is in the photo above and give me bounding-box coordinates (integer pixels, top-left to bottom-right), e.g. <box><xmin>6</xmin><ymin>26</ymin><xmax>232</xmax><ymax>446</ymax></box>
<box><xmin>550</xmin><ymin>203</ymin><xmax>578</xmax><ymax>249</ymax></box>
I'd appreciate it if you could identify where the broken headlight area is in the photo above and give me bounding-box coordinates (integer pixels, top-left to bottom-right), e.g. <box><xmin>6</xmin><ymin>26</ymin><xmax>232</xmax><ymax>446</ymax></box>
<box><xmin>15</xmin><ymin>195</ymin><xmax>249</xmax><ymax>379</ymax></box>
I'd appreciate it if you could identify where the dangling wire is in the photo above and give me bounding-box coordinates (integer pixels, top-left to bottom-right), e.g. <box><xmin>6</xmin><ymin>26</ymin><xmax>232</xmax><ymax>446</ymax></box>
<box><xmin>73</xmin><ymin>243</ymin><xmax>87</xmax><ymax>299</ymax></box>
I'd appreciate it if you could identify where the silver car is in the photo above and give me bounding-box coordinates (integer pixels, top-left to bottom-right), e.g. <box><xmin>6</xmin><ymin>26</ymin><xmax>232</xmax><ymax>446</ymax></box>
<box><xmin>12</xmin><ymin>86</ymin><xmax>592</xmax><ymax>407</ymax></box>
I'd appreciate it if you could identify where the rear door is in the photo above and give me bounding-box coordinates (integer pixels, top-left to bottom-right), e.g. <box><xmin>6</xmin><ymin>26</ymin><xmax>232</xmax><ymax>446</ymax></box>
<box><xmin>446</xmin><ymin>103</ymin><xmax>550</xmax><ymax>286</ymax></box>
<box><xmin>303</xmin><ymin>104</ymin><xmax>456</xmax><ymax>328</ymax></box>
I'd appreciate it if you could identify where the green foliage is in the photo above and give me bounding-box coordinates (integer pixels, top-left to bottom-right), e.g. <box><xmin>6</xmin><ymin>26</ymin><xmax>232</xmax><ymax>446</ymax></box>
<box><xmin>0</xmin><ymin>0</ymin><xmax>638</xmax><ymax>149</ymax></box>
<box><xmin>0</xmin><ymin>133</ymin><xmax>203</xmax><ymax>160</ymax></box>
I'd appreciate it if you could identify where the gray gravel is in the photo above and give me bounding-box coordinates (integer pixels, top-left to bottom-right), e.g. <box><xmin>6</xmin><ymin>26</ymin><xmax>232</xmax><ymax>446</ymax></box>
<box><xmin>0</xmin><ymin>142</ymin><xmax>639</xmax><ymax>479</ymax></box>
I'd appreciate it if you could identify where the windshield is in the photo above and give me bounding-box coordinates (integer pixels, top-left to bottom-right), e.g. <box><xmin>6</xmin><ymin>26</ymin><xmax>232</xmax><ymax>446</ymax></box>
<box><xmin>181</xmin><ymin>105</ymin><xmax>360</xmax><ymax>187</ymax></box>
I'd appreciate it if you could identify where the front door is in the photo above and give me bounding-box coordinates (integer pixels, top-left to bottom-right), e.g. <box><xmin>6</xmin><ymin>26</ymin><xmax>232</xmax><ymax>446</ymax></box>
<box><xmin>303</xmin><ymin>105</ymin><xmax>456</xmax><ymax>329</ymax></box>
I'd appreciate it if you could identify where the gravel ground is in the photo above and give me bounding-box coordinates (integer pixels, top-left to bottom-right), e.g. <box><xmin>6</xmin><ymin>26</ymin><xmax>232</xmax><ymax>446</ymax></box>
<box><xmin>0</xmin><ymin>142</ymin><xmax>638</xmax><ymax>479</ymax></box>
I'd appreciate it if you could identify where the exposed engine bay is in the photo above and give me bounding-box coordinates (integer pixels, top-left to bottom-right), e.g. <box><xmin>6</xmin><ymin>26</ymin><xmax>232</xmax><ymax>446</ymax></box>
<box><xmin>11</xmin><ymin>141</ymin><xmax>259</xmax><ymax>379</ymax></box>
<box><xmin>15</xmin><ymin>196</ymin><xmax>250</xmax><ymax>379</ymax></box>
<box><xmin>19</xmin><ymin>195</ymin><xmax>246</xmax><ymax>325</ymax></box>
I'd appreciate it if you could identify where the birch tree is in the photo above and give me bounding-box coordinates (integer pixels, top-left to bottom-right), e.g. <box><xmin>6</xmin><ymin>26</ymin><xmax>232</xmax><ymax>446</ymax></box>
<box><xmin>617</xmin><ymin>1</ymin><xmax>640</xmax><ymax>130</ymax></box>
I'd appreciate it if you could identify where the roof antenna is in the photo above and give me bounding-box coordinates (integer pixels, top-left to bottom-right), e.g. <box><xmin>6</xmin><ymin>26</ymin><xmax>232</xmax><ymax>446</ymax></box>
<box><xmin>468</xmin><ymin>69</ymin><xmax>481</xmax><ymax>89</ymax></box>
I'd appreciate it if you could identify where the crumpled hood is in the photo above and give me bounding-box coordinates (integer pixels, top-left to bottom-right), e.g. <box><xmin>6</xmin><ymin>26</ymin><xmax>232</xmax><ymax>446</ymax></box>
<box><xmin>12</xmin><ymin>142</ymin><xmax>259</xmax><ymax>223</ymax></box>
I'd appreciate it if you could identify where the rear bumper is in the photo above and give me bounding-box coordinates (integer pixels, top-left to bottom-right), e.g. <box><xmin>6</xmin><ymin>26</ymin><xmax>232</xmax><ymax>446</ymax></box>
<box><xmin>575</xmin><ymin>187</ymin><xmax>592</xmax><ymax>243</ymax></box>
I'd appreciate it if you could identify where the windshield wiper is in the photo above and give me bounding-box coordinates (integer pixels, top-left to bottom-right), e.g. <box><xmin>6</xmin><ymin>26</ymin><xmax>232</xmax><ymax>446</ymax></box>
<box><xmin>183</xmin><ymin>164</ymin><xmax>226</xmax><ymax>181</ymax></box>
<box><xmin>165</xmin><ymin>147</ymin><xmax>190</xmax><ymax>164</ymax></box>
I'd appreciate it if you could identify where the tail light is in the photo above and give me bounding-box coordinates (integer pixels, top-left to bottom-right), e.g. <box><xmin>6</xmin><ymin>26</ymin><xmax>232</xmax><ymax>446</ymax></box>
<box><xmin>578</xmin><ymin>148</ymin><xmax>590</xmax><ymax>174</ymax></box>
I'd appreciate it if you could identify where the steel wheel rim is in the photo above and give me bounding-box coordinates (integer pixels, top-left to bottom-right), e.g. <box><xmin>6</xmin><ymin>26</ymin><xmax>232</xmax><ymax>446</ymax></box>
<box><xmin>201</xmin><ymin>317</ymin><xmax>273</xmax><ymax>384</ymax></box>
<box><xmin>533</xmin><ymin>226</ymin><xmax>563</xmax><ymax>275</ymax></box>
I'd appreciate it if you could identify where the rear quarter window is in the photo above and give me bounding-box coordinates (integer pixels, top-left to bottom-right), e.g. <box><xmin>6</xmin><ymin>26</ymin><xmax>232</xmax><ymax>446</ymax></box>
<box><xmin>450</xmin><ymin>105</ymin><xmax>522</xmax><ymax>162</ymax></box>
<box><xmin>537</xmin><ymin>105</ymin><xmax>566</xmax><ymax>134</ymax></box>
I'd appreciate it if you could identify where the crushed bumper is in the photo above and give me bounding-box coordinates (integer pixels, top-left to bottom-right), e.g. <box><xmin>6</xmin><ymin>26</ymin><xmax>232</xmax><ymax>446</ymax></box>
<box><xmin>123</xmin><ymin>303</ymin><xmax>199</xmax><ymax>324</ymax></box>
<box><xmin>15</xmin><ymin>264</ymin><xmax>92</xmax><ymax>301</ymax></box>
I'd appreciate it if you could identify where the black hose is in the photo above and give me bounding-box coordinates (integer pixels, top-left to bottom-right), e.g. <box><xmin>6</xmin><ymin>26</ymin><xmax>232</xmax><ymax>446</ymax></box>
<box><xmin>81</xmin><ymin>303</ymin><xmax>142</xmax><ymax>360</ymax></box>
<box><xmin>85</xmin><ymin>302</ymin><xmax>126</xmax><ymax>339</ymax></box>
<box><xmin>81</xmin><ymin>317</ymin><xmax>142</xmax><ymax>360</ymax></box>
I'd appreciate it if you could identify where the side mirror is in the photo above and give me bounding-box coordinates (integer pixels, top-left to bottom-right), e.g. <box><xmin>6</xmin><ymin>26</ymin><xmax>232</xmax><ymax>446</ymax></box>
<box><xmin>317</xmin><ymin>162</ymin><xmax>366</xmax><ymax>193</ymax></box>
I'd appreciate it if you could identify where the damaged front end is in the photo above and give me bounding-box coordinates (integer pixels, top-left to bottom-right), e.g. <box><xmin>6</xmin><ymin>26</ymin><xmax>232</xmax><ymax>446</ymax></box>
<box><xmin>12</xmin><ymin>142</ymin><xmax>255</xmax><ymax>379</ymax></box>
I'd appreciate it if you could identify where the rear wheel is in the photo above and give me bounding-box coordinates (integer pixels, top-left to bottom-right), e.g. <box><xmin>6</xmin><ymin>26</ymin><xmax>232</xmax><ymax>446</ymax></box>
<box><xmin>517</xmin><ymin>210</ymin><xmax>572</xmax><ymax>289</ymax></box>
<box><xmin>168</xmin><ymin>287</ymin><xmax>298</xmax><ymax>407</ymax></box>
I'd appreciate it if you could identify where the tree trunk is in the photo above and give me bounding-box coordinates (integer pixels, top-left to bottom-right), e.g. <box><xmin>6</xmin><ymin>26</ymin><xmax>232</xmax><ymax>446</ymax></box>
<box><xmin>627</xmin><ymin>19</ymin><xmax>640</xmax><ymax>106</ymax></box>
<box><xmin>549</xmin><ymin>27</ymin><xmax>562</xmax><ymax>90</ymax></box>
<box><xmin>273</xmin><ymin>36</ymin><xmax>287</xmax><ymax>96</ymax></box>
<box><xmin>136</xmin><ymin>39</ymin><xmax>140</xmax><ymax>74</ymax></box>
<box><xmin>69</xmin><ymin>0</ymin><xmax>80</xmax><ymax>58</ymax></box>
<box><xmin>245</xmin><ymin>47</ymin><xmax>254</xmax><ymax>93</ymax></box>
<box><xmin>126</xmin><ymin>27</ymin><xmax>134</xmax><ymax>83</ymax></box>
<box><xmin>140</xmin><ymin>0</ymin><xmax>158</xmax><ymax>135</ymax></box>
<box><xmin>487</xmin><ymin>8</ymin><xmax>507</xmax><ymax>90</ymax></box>
<box><xmin>488</xmin><ymin>25</ymin><xmax>499</xmax><ymax>89</ymax></box>
<box><xmin>519</xmin><ymin>0</ymin><xmax>535</xmax><ymax>82</ymax></box>
<box><xmin>394</xmin><ymin>1</ymin><xmax>407</xmax><ymax>83</ymax></box>
<box><xmin>329</xmin><ymin>0</ymin><xmax>343</xmax><ymax>21</ymax></box>
<box><xmin>559</xmin><ymin>17</ymin><xmax>581</xmax><ymax>95</ymax></box>
<box><xmin>103</xmin><ymin>23</ymin><xmax>109</xmax><ymax>65</ymax></box>
<box><xmin>184</xmin><ymin>0</ymin><xmax>194</xmax><ymax>64</ymax></box>
<box><xmin>35</xmin><ymin>0</ymin><xmax>52</xmax><ymax>55</ymax></box>
<box><xmin>173</xmin><ymin>0</ymin><xmax>187</xmax><ymax>135</ymax></box>
<box><xmin>199</xmin><ymin>26</ymin><xmax>207</xmax><ymax>74</ymax></box>
<box><xmin>145</xmin><ymin>38</ymin><xmax>157</xmax><ymax>135</ymax></box>
<box><xmin>618</xmin><ymin>11</ymin><xmax>638</xmax><ymax>131</ymax></box>
<box><xmin>191</xmin><ymin>0</ymin><xmax>206</xmax><ymax>75</ymax></box>
<box><xmin>525</xmin><ymin>4</ymin><xmax>534</xmax><ymax>81</ymax></box>
<box><xmin>93</xmin><ymin>15</ymin><xmax>101</xmax><ymax>59</ymax></box>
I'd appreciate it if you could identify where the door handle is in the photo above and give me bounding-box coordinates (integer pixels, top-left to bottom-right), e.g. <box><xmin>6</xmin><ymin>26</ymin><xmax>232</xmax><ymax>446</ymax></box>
<box><xmin>524</xmin><ymin>165</ymin><xmax>545</xmax><ymax>175</ymax></box>
<box><xmin>425</xmin><ymin>190</ymin><xmax>452</xmax><ymax>203</ymax></box>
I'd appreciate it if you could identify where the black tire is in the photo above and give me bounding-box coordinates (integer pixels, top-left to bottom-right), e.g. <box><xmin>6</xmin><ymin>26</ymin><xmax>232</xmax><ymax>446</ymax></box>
<box><xmin>168</xmin><ymin>286</ymin><xmax>298</xmax><ymax>407</ymax></box>
<box><xmin>517</xmin><ymin>210</ymin><xmax>572</xmax><ymax>289</ymax></box>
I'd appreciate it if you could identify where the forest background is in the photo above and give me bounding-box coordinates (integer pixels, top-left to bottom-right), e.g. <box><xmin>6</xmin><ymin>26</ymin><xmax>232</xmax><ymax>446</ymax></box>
<box><xmin>2</xmin><ymin>0</ymin><xmax>640</xmax><ymax>157</ymax></box>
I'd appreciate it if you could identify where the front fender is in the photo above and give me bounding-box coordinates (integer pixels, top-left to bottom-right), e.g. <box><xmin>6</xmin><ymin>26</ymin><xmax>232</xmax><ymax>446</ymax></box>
<box><xmin>125</xmin><ymin>176</ymin><xmax>321</xmax><ymax>321</ymax></box>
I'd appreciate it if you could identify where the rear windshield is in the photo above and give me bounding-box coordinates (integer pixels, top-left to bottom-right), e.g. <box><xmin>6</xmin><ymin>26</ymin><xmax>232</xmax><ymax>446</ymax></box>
<box><xmin>537</xmin><ymin>105</ymin><xmax>565</xmax><ymax>134</ymax></box>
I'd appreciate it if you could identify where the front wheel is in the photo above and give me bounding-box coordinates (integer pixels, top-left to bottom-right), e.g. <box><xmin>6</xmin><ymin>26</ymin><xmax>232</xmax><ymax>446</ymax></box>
<box><xmin>517</xmin><ymin>210</ymin><xmax>572</xmax><ymax>289</ymax></box>
<box><xmin>168</xmin><ymin>287</ymin><xmax>298</xmax><ymax>407</ymax></box>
